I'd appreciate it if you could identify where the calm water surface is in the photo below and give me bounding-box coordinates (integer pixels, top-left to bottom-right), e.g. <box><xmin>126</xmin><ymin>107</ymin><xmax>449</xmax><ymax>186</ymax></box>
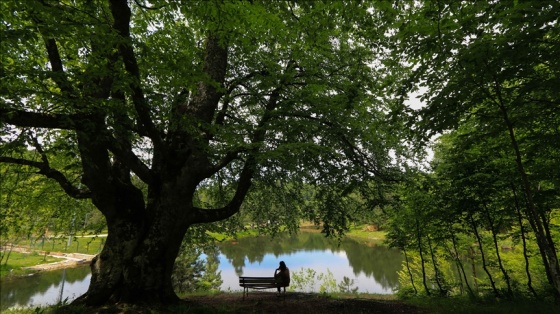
<box><xmin>0</xmin><ymin>232</ymin><xmax>403</xmax><ymax>310</ymax></box>
<box><xmin>1</xmin><ymin>266</ymin><xmax>91</xmax><ymax>310</ymax></box>
<box><xmin>217</xmin><ymin>232</ymin><xmax>402</xmax><ymax>293</ymax></box>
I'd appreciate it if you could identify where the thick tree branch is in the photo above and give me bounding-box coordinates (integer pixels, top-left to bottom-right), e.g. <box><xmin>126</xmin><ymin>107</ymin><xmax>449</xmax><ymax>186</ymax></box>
<box><xmin>209</xmin><ymin>151</ymin><xmax>240</xmax><ymax>175</ymax></box>
<box><xmin>164</xmin><ymin>33</ymin><xmax>229</xmax><ymax>178</ymax></box>
<box><xmin>30</xmin><ymin>7</ymin><xmax>80</xmax><ymax>98</ymax></box>
<box><xmin>190</xmin><ymin>34</ymin><xmax>228</xmax><ymax>124</ymax></box>
<box><xmin>106</xmin><ymin>139</ymin><xmax>152</xmax><ymax>183</ymax></box>
<box><xmin>190</xmin><ymin>86</ymin><xmax>284</xmax><ymax>224</ymax></box>
<box><xmin>109</xmin><ymin>0</ymin><xmax>163</xmax><ymax>148</ymax></box>
<box><xmin>0</xmin><ymin>108</ymin><xmax>80</xmax><ymax>130</ymax></box>
<box><xmin>190</xmin><ymin>154</ymin><xmax>256</xmax><ymax>224</ymax></box>
<box><xmin>171</xmin><ymin>33</ymin><xmax>228</xmax><ymax>142</ymax></box>
<box><xmin>29</xmin><ymin>135</ymin><xmax>48</xmax><ymax>164</ymax></box>
<box><xmin>214</xmin><ymin>70</ymin><xmax>270</xmax><ymax>127</ymax></box>
<box><xmin>0</xmin><ymin>156</ymin><xmax>91</xmax><ymax>199</ymax></box>
<box><xmin>191</xmin><ymin>61</ymin><xmax>305</xmax><ymax>221</ymax></box>
<box><xmin>44</xmin><ymin>38</ymin><xmax>64</xmax><ymax>77</ymax></box>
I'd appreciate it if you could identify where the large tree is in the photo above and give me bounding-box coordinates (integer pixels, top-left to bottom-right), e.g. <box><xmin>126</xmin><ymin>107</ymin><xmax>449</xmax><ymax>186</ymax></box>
<box><xmin>0</xmin><ymin>0</ymin><xmax>404</xmax><ymax>305</ymax></box>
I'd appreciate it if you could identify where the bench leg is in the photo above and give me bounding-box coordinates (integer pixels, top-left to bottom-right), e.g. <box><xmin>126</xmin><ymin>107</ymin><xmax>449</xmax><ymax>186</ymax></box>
<box><xmin>279</xmin><ymin>287</ymin><xmax>287</xmax><ymax>299</ymax></box>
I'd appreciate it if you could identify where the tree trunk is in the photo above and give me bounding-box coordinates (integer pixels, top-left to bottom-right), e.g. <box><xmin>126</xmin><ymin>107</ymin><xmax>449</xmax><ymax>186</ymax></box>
<box><xmin>446</xmin><ymin>232</ymin><xmax>473</xmax><ymax>297</ymax></box>
<box><xmin>482</xmin><ymin>202</ymin><xmax>512</xmax><ymax>297</ymax></box>
<box><xmin>75</xmin><ymin>204</ymin><xmax>189</xmax><ymax>305</ymax></box>
<box><xmin>469</xmin><ymin>213</ymin><xmax>499</xmax><ymax>297</ymax></box>
<box><xmin>71</xmin><ymin>143</ymin><xmax>248</xmax><ymax>307</ymax></box>
<box><xmin>426</xmin><ymin>235</ymin><xmax>446</xmax><ymax>295</ymax></box>
<box><xmin>71</xmin><ymin>161</ymin><xmax>204</xmax><ymax>306</ymax></box>
<box><xmin>415</xmin><ymin>218</ymin><xmax>431</xmax><ymax>296</ymax></box>
<box><xmin>470</xmin><ymin>246</ymin><xmax>478</xmax><ymax>293</ymax></box>
<box><xmin>402</xmin><ymin>248</ymin><xmax>418</xmax><ymax>295</ymax></box>
<box><xmin>495</xmin><ymin>86</ymin><xmax>560</xmax><ymax>301</ymax></box>
<box><xmin>512</xmin><ymin>184</ymin><xmax>538</xmax><ymax>298</ymax></box>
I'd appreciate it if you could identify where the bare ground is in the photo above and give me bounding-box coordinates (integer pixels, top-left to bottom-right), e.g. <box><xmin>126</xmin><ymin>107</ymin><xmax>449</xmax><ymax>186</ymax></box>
<box><xmin>183</xmin><ymin>292</ymin><xmax>424</xmax><ymax>314</ymax></box>
<box><xmin>55</xmin><ymin>292</ymin><xmax>423</xmax><ymax>314</ymax></box>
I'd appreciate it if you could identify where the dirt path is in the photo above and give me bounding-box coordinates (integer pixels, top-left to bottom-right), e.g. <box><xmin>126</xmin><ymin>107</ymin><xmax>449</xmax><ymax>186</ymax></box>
<box><xmin>56</xmin><ymin>292</ymin><xmax>424</xmax><ymax>314</ymax></box>
<box><xmin>3</xmin><ymin>245</ymin><xmax>94</xmax><ymax>271</ymax></box>
<box><xmin>186</xmin><ymin>292</ymin><xmax>424</xmax><ymax>314</ymax></box>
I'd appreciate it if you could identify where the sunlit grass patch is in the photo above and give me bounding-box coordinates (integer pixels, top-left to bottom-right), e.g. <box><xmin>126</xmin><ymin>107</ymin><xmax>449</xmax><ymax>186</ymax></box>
<box><xmin>207</xmin><ymin>228</ymin><xmax>261</xmax><ymax>242</ymax></box>
<box><xmin>346</xmin><ymin>224</ymin><xmax>386</xmax><ymax>242</ymax></box>
<box><xmin>0</xmin><ymin>251</ymin><xmax>64</xmax><ymax>277</ymax></box>
<box><xmin>15</xmin><ymin>236</ymin><xmax>106</xmax><ymax>255</ymax></box>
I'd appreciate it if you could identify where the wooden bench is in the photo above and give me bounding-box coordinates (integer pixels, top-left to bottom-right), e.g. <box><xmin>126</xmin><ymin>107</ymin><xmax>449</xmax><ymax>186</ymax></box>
<box><xmin>238</xmin><ymin>276</ymin><xmax>287</xmax><ymax>299</ymax></box>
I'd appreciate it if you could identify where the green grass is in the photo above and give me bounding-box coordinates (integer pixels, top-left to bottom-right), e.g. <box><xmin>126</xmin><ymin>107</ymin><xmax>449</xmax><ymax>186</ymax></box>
<box><xmin>345</xmin><ymin>225</ymin><xmax>386</xmax><ymax>243</ymax></box>
<box><xmin>16</xmin><ymin>236</ymin><xmax>106</xmax><ymax>255</ymax></box>
<box><xmin>0</xmin><ymin>251</ymin><xmax>64</xmax><ymax>278</ymax></box>
<box><xmin>207</xmin><ymin>228</ymin><xmax>262</xmax><ymax>242</ymax></box>
<box><xmin>1</xmin><ymin>236</ymin><xmax>105</xmax><ymax>279</ymax></box>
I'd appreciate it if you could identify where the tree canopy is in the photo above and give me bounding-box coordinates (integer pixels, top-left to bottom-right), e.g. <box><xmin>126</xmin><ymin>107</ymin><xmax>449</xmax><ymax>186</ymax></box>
<box><xmin>1</xmin><ymin>0</ymin><xmax>407</xmax><ymax>305</ymax></box>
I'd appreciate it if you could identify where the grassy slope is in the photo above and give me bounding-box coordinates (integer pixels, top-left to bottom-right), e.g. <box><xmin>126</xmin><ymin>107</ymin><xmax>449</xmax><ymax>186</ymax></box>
<box><xmin>1</xmin><ymin>236</ymin><xmax>105</xmax><ymax>279</ymax></box>
<box><xmin>0</xmin><ymin>251</ymin><xmax>64</xmax><ymax>277</ymax></box>
<box><xmin>14</xmin><ymin>236</ymin><xmax>105</xmax><ymax>255</ymax></box>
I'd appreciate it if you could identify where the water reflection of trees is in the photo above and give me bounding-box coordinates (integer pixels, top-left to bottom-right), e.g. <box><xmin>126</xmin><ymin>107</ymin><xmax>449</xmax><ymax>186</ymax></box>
<box><xmin>340</xmin><ymin>239</ymin><xmax>402</xmax><ymax>289</ymax></box>
<box><xmin>218</xmin><ymin>232</ymin><xmax>402</xmax><ymax>289</ymax></box>
<box><xmin>0</xmin><ymin>266</ymin><xmax>90</xmax><ymax>310</ymax></box>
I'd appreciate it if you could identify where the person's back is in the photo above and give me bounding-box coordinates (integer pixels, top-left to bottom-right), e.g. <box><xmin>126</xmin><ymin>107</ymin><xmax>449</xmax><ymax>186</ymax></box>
<box><xmin>278</xmin><ymin>266</ymin><xmax>290</xmax><ymax>285</ymax></box>
<box><xmin>275</xmin><ymin>261</ymin><xmax>290</xmax><ymax>293</ymax></box>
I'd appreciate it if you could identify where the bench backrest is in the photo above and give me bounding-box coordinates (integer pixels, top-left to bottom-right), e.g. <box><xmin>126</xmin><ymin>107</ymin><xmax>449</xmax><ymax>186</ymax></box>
<box><xmin>239</xmin><ymin>277</ymin><xmax>277</xmax><ymax>284</ymax></box>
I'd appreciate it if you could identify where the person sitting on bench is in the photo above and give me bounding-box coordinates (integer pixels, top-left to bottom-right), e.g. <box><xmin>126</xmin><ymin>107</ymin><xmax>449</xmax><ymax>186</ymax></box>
<box><xmin>274</xmin><ymin>261</ymin><xmax>290</xmax><ymax>295</ymax></box>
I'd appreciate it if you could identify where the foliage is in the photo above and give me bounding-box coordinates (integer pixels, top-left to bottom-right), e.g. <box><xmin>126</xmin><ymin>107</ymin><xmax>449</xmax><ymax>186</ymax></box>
<box><xmin>0</xmin><ymin>161</ymin><xmax>104</xmax><ymax>263</ymax></box>
<box><xmin>389</xmin><ymin>146</ymin><xmax>559</xmax><ymax>299</ymax></box>
<box><xmin>288</xmin><ymin>268</ymin><xmax>343</xmax><ymax>294</ymax></box>
<box><xmin>172</xmin><ymin>241</ymin><xmax>223</xmax><ymax>294</ymax></box>
<box><xmin>385</xmin><ymin>0</ymin><xmax>560</xmax><ymax>303</ymax></box>
<box><xmin>338</xmin><ymin>276</ymin><xmax>359</xmax><ymax>294</ymax></box>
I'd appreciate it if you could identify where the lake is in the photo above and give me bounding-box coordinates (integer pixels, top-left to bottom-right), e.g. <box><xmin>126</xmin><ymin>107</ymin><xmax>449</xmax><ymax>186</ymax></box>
<box><xmin>0</xmin><ymin>232</ymin><xmax>403</xmax><ymax>310</ymax></box>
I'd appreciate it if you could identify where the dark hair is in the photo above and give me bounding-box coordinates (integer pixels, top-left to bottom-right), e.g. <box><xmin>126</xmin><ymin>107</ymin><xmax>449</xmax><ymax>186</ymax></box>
<box><xmin>279</xmin><ymin>261</ymin><xmax>287</xmax><ymax>270</ymax></box>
